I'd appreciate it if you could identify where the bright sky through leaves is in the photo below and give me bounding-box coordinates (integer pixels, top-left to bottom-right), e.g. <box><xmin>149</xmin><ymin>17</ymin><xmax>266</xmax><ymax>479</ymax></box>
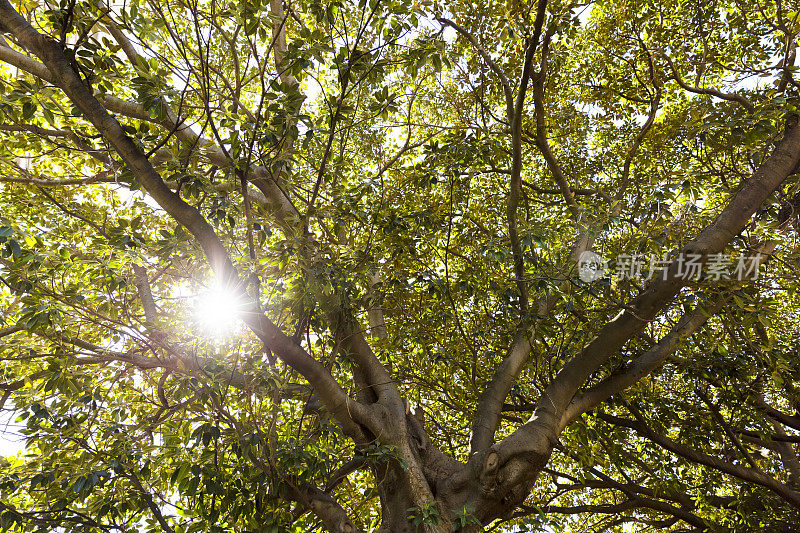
<box><xmin>193</xmin><ymin>284</ymin><xmax>246</xmax><ymax>339</ymax></box>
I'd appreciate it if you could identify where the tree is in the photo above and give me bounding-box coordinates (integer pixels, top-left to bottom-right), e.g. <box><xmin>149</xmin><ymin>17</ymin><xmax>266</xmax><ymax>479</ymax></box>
<box><xmin>0</xmin><ymin>0</ymin><xmax>798</xmax><ymax>530</ymax></box>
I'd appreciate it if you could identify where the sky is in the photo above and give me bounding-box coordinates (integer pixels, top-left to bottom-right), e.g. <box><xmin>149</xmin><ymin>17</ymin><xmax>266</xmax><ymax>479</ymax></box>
<box><xmin>0</xmin><ymin>406</ymin><xmax>26</xmax><ymax>457</ymax></box>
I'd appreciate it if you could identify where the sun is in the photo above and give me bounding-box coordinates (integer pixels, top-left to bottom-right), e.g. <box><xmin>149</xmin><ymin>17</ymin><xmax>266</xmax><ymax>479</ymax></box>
<box><xmin>194</xmin><ymin>284</ymin><xmax>245</xmax><ymax>338</ymax></box>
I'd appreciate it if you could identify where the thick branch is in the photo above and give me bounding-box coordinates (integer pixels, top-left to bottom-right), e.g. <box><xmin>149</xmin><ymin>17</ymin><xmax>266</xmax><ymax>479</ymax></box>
<box><xmin>495</xmin><ymin>114</ymin><xmax>800</xmax><ymax>461</ymax></box>
<box><xmin>778</xmin><ymin>35</ymin><xmax>797</xmax><ymax>93</ymax></box>
<box><xmin>132</xmin><ymin>264</ymin><xmax>157</xmax><ymax>322</ymax></box>
<box><xmin>560</xmin><ymin>299</ymin><xmax>720</xmax><ymax>428</ymax></box>
<box><xmin>754</xmin><ymin>395</ymin><xmax>800</xmax><ymax>431</ymax></box>
<box><xmin>506</xmin><ymin>34</ymin><xmax>539</xmax><ymax>312</ymax></box>
<box><xmin>269</xmin><ymin>0</ymin><xmax>297</xmax><ymax>87</ymax></box>
<box><xmin>530</xmin><ymin>19</ymin><xmax>580</xmax><ymax>221</ymax></box>
<box><xmin>289</xmin><ymin>484</ymin><xmax>362</xmax><ymax>533</ymax></box>
<box><xmin>770</xmin><ymin>421</ymin><xmax>800</xmax><ymax>488</ymax></box>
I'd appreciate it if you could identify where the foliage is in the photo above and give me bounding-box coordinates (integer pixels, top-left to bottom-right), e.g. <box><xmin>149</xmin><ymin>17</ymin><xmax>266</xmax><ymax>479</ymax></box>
<box><xmin>0</xmin><ymin>0</ymin><xmax>798</xmax><ymax>531</ymax></box>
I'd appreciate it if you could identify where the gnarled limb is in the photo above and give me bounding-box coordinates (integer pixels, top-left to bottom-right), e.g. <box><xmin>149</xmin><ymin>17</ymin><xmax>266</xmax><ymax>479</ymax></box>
<box><xmin>288</xmin><ymin>483</ymin><xmax>362</xmax><ymax>533</ymax></box>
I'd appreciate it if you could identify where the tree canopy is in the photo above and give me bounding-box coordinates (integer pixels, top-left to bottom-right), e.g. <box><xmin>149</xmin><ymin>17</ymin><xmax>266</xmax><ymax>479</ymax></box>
<box><xmin>0</xmin><ymin>0</ymin><xmax>799</xmax><ymax>531</ymax></box>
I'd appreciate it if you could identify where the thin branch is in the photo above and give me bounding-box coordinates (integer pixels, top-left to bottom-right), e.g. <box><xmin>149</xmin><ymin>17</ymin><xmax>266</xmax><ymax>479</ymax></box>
<box><xmin>599</xmin><ymin>407</ymin><xmax>800</xmax><ymax>508</ymax></box>
<box><xmin>662</xmin><ymin>53</ymin><xmax>755</xmax><ymax>112</ymax></box>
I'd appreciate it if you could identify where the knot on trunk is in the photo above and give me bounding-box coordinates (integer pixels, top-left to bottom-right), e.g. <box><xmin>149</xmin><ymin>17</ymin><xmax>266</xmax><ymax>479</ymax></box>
<box><xmin>478</xmin><ymin>451</ymin><xmax>500</xmax><ymax>487</ymax></box>
<box><xmin>786</xmin><ymin>113</ymin><xmax>800</xmax><ymax>135</ymax></box>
